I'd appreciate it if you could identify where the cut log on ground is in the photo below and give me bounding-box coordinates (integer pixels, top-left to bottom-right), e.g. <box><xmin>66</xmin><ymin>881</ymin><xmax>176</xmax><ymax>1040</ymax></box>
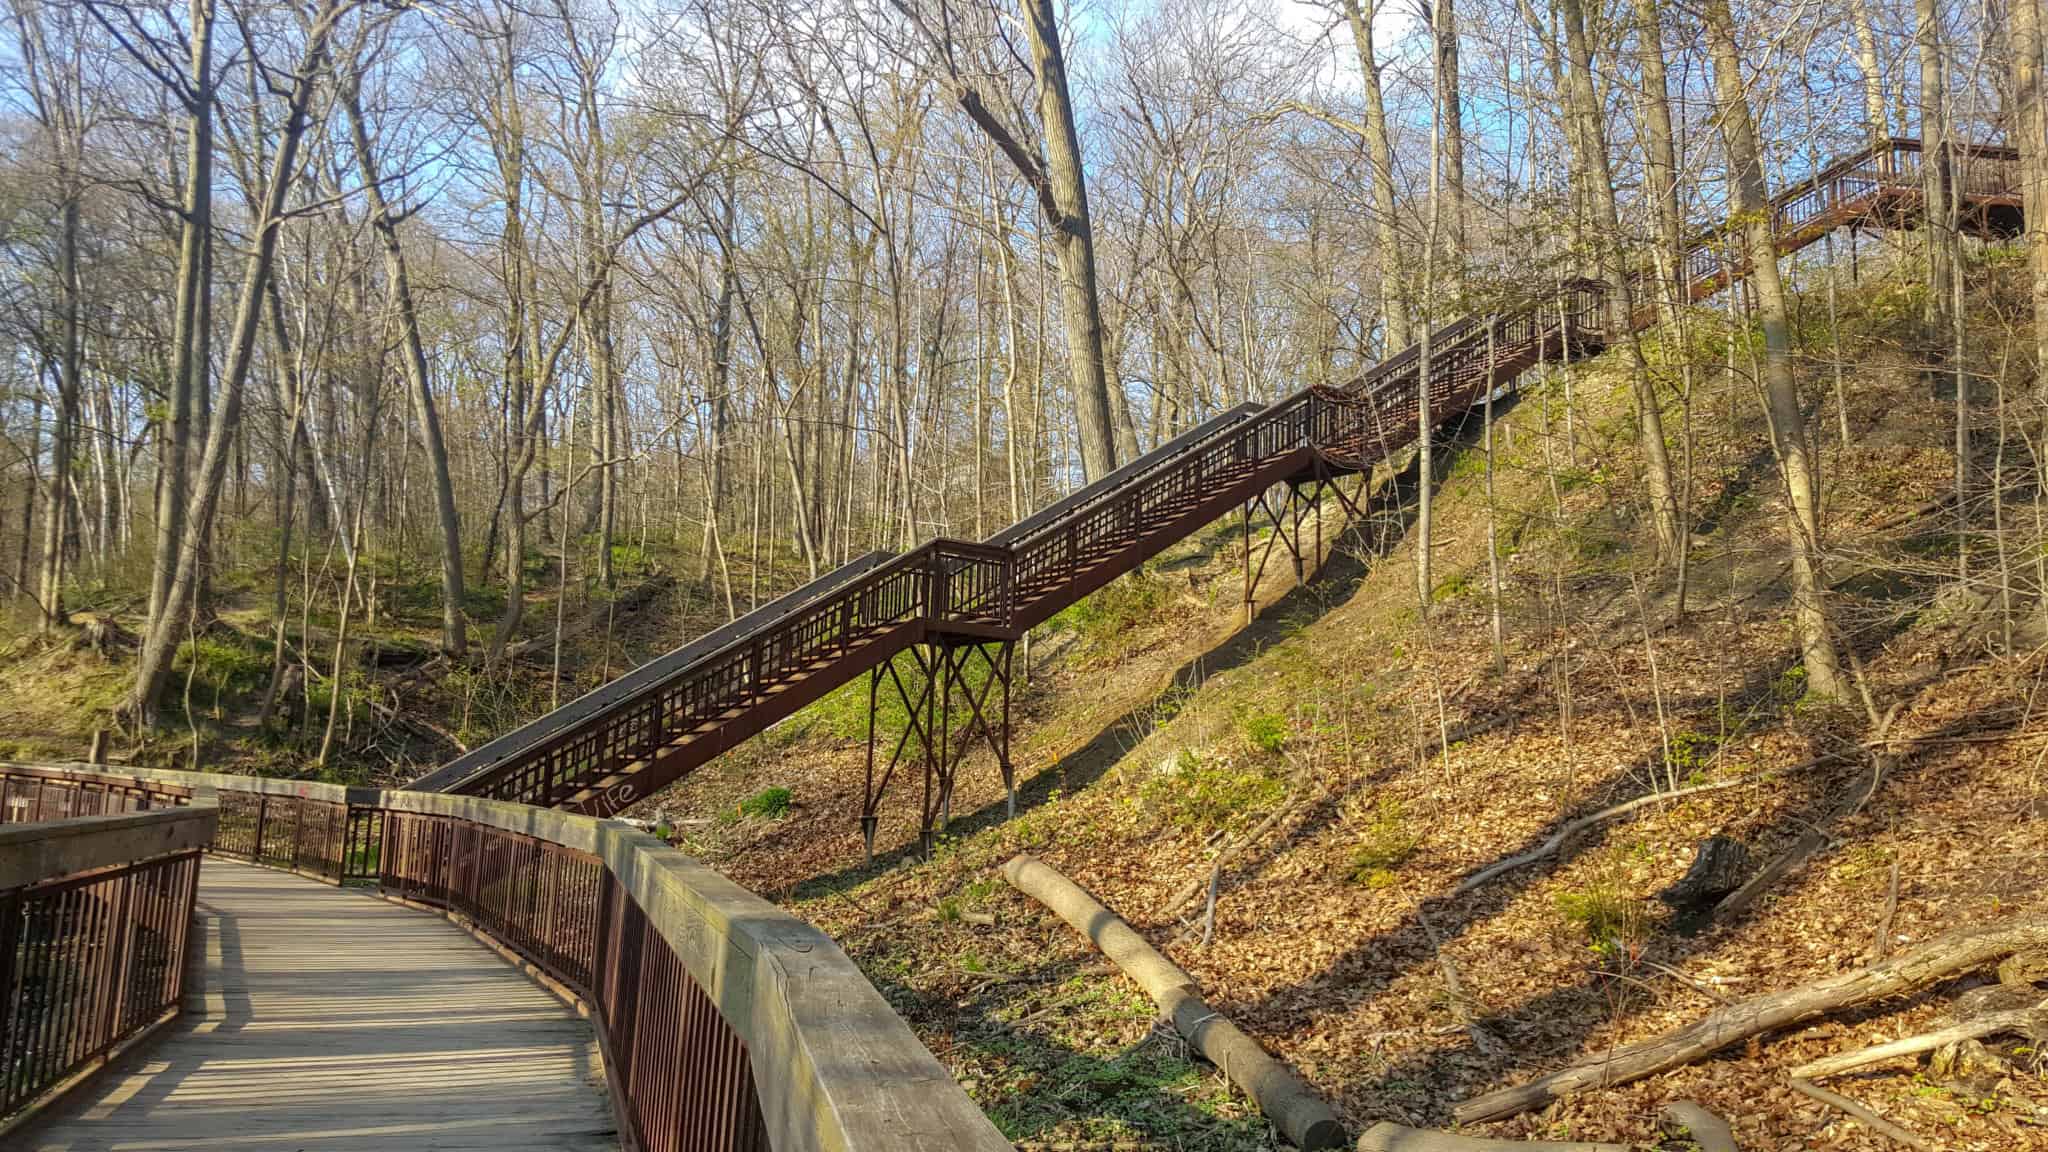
<box><xmin>1658</xmin><ymin>1102</ymin><xmax>1738</xmax><ymax>1152</ymax></box>
<box><xmin>1353</xmin><ymin>1123</ymin><xmax>1628</xmax><ymax>1151</ymax></box>
<box><xmin>1788</xmin><ymin>1001</ymin><xmax>2047</xmax><ymax>1080</ymax></box>
<box><xmin>1452</xmin><ymin>914</ymin><xmax>2048</xmax><ymax>1124</ymax></box>
<box><xmin>1002</xmin><ymin>854</ymin><xmax>1346</xmax><ymax>1150</ymax></box>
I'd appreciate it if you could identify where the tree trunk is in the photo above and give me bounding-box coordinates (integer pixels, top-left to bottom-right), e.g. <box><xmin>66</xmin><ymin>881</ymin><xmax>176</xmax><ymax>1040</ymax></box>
<box><xmin>130</xmin><ymin>0</ymin><xmax>352</xmax><ymax>725</ymax></box>
<box><xmin>2012</xmin><ymin>0</ymin><xmax>2048</xmax><ymax>402</ymax></box>
<box><xmin>1852</xmin><ymin>0</ymin><xmax>1890</xmax><ymax>147</ymax></box>
<box><xmin>149</xmin><ymin>0</ymin><xmax>214</xmax><ymax>632</ymax></box>
<box><xmin>1633</xmin><ymin>0</ymin><xmax>1684</xmax><ymax>316</ymax></box>
<box><xmin>342</xmin><ymin>78</ymin><xmax>466</xmax><ymax>656</ymax></box>
<box><xmin>1703</xmin><ymin>0</ymin><xmax>1844</xmax><ymax>698</ymax></box>
<box><xmin>1342</xmin><ymin>0</ymin><xmax>1410</xmax><ymax>352</ymax></box>
<box><xmin>1432</xmin><ymin>0</ymin><xmax>1465</xmax><ymax>299</ymax></box>
<box><xmin>1558</xmin><ymin>0</ymin><xmax>1680</xmax><ymax>563</ymax></box>
<box><xmin>1018</xmin><ymin>0</ymin><xmax>1119</xmax><ymax>483</ymax></box>
<box><xmin>38</xmin><ymin>192</ymin><xmax>81</xmax><ymax>632</ymax></box>
<box><xmin>1917</xmin><ymin>0</ymin><xmax>1953</xmax><ymax>332</ymax></box>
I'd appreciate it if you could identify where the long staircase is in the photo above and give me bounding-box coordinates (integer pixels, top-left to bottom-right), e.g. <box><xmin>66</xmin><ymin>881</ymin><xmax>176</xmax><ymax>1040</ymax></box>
<box><xmin>412</xmin><ymin>137</ymin><xmax>2021</xmax><ymax>823</ymax></box>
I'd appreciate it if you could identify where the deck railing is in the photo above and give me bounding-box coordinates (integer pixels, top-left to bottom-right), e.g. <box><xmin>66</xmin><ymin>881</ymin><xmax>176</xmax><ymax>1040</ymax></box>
<box><xmin>0</xmin><ymin>762</ymin><xmax>1011</xmax><ymax>1152</ymax></box>
<box><xmin>0</xmin><ymin>802</ymin><xmax>212</xmax><ymax>1127</ymax></box>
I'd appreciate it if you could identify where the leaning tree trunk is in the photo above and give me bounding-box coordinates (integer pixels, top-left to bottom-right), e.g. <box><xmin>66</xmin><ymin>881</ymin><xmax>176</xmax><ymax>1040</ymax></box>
<box><xmin>342</xmin><ymin>77</ymin><xmax>466</xmax><ymax>656</ymax></box>
<box><xmin>1018</xmin><ymin>0</ymin><xmax>1119</xmax><ymax>483</ymax></box>
<box><xmin>1342</xmin><ymin>0</ymin><xmax>1411</xmax><ymax>353</ymax></box>
<box><xmin>130</xmin><ymin>0</ymin><xmax>351</xmax><ymax>725</ymax></box>
<box><xmin>1702</xmin><ymin>0</ymin><xmax>1844</xmax><ymax>698</ymax></box>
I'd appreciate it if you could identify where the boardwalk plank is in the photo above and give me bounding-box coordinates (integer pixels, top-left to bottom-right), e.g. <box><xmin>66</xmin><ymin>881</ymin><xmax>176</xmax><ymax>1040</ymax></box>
<box><xmin>25</xmin><ymin>860</ymin><xmax>619</xmax><ymax>1151</ymax></box>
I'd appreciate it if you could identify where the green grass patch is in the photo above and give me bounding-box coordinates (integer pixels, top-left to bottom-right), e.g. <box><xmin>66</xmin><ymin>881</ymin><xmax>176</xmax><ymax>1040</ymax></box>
<box><xmin>1046</xmin><ymin>569</ymin><xmax>1174</xmax><ymax>664</ymax></box>
<box><xmin>1346</xmin><ymin>798</ymin><xmax>1418</xmax><ymax>885</ymax></box>
<box><xmin>173</xmin><ymin>634</ymin><xmax>271</xmax><ymax>698</ymax></box>
<box><xmin>1238</xmin><ymin>710</ymin><xmax>1287</xmax><ymax>755</ymax></box>
<box><xmin>1141</xmin><ymin>750</ymin><xmax>1283</xmax><ymax>833</ymax></box>
<box><xmin>1555</xmin><ymin>875</ymin><xmax>1652</xmax><ymax>960</ymax></box>
<box><xmin>739</xmin><ymin>785</ymin><xmax>792</xmax><ymax>819</ymax></box>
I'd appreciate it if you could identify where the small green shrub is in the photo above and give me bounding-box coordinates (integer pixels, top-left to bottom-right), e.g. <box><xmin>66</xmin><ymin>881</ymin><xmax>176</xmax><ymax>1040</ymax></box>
<box><xmin>1140</xmin><ymin>750</ymin><xmax>1283</xmax><ymax>832</ymax></box>
<box><xmin>1346</xmin><ymin>798</ymin><xmax>1418</xmax><ymax>883</ymax></box>
<box><xmin>1049</xmin><ymin>570</ymin><xmax>1172</xmax><ymax>662</ymax></box>
<box><xmin>173</xmin><ymin>635</ymin><xmax>270</xmax><ymax>697</ymax></box>
<box><xmin>1666</xmin><ymin>728</ymin><xmax>1715</xmax><ymax>777</ymax></box>
<box><xmin>739</xmin><ymin>786</ymin><xmax>792</xmax><ymax>819</ymax></box>
<box><xmin>1555</xmin><ymin>879</ymin><xmax>1650</xmax><ymax>959</ymax></box>
<box><xmin>1239</xmin><ymin>711</ymin><xmax>1287</xmax><ymax>755</ymax></box>
<box><xmin>1431</xmin><ymin>571</ymin><xmax>1476</xmax><ymax>603</ymax></box>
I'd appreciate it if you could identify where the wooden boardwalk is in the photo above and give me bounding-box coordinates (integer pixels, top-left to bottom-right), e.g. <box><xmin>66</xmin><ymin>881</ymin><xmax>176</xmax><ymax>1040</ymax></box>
<box><xmin>25</xmin><ymin>859</ymin><xmax>619</xmax><ymax>1151</ymax></box>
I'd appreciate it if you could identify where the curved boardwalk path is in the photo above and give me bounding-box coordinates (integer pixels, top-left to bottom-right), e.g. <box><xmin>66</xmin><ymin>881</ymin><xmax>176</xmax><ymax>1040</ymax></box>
<box><xmin>25</xmin><ymin>859</ymin><xmax>618</xmax><ymax>1151</ymax></box>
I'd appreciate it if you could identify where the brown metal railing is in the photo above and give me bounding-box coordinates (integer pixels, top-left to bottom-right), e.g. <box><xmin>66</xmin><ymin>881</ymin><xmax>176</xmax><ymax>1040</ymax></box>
<box><xmin>0</xmin><ymin>764</ymin><xmax>1009</xmax><ymax>1152</ymax></box>
<box><xmin>1</xmin><ymin>805</ymin><xmax>212</xmax><ymax>1124</ymax></box>
<box><xmin>0</xmin><ymin>763</ymin><xmax>190</xmax><ymax>824</ymax></box>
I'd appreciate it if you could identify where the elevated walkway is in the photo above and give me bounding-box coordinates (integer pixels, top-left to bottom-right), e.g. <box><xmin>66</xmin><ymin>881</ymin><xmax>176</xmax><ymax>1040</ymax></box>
<box><xmin>412</xmin><ymin>138</ymin><xmax>2024</xmax><ymax>852</ymax></box>
<box><xmin>1</xmin><ymin>761</ymin><xmax>1011</xmax><ymax>1152</ymax></box>
<box><xmin>23</xmin><ymin>860</ymin><xmax>617</xmax><ymax>1151</ymax></box>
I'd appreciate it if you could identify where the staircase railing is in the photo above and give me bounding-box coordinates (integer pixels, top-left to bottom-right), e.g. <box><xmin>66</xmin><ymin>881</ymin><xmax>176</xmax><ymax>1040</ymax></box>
<box><xmin>418</xmin><ymin>136</ymin><xmax>2018</xmax><ymax>816</ymax></box>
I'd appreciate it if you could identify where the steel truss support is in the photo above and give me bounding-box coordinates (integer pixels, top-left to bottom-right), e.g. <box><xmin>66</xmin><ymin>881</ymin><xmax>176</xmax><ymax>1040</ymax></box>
<box><xmin>1240</xmin><ymin>459</ymin><xmax>1375</xmax><ymax>622</ymax></box>
<box><xmin>859</xmin><ymin>639</ymin><xmax>1014</xmax><ymax>862</ymax></box>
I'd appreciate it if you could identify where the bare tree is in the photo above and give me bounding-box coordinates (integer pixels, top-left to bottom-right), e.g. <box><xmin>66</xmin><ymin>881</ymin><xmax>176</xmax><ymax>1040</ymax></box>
<box><xmin>1702</xmin><ymin>0</ymin><xmax>1845</xmax><ymax>699</ymax></box>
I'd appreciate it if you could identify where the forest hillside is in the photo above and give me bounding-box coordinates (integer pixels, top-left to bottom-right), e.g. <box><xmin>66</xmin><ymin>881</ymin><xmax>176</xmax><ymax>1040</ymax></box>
<box><xmin>632</xmin><ymin>251</ymin><xmax>2048</xmax><ymax>1150</ymax></box>
<box><xmin>6</xmin><ymin>0</ymin><xmax>2048</xmax><ymax>1146</ymax></box>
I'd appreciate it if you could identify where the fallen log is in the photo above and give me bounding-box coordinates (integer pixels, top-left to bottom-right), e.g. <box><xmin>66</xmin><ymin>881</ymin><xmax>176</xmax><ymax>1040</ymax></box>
<box><xmin>1786</xmin><ymin>1078</ymin><xmax>1933</xmax><ymax>1152</ymax></box>
<box><xmin>1658</xmin><ymin>1102</ymin><xmax>1738</xmax><ymax>1152</ymax></box>
<box><xmin>1458</xmin><ymin>772</ymin><xmax>1781</xmax><ymax>894</ymax></box>
<box><xmin>1001</xmin><ymin>854</ymin><xmax>1345</xmax><ymax>1150</ymax></box>
<box><xmin>1788</xmin><ymin>1002</ymin><xmax>2047</xmax><ymax>1080</ymax></box>
<box><xmin>1452</xmin><ymin>915</ymin><xmax>2048</xmax><ymax>1124</ymax></box>
<box><xmin>1354</xmin><ymin>1123</ymin><xmax>1627</xmax><ymax>1152</ymax></box>
<box><xmin>501</xmin><ymin>573</ymin><xmax>675</xmax><ymax>660</ymax></box>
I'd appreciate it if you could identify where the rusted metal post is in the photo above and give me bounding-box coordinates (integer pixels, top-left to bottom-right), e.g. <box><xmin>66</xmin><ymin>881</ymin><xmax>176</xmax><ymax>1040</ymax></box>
<box><xmin>861</xmin><ymin>663</ymin><xmax>880</xmax><ymax>864</ymax></box>
<box><xmin>1241</xmin><ymin>497</ymin><xmax>1254</xmax><ymax>624</ymax></box>
<box><xmin>1001</xmin><ymin>642</ymin><xmax>1016</xmax><ymax>820</ymax></box>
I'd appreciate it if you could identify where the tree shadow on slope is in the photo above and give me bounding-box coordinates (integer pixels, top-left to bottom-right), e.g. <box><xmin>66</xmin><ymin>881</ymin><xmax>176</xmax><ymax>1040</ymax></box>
<box><xmin>871</xmin><ymin>957</ymin><xmax>1283</xmax><ymax>1151</ymax></box>
<box><xmin>1226</xmin><ymin>702</ymin><xmax>2024</xmax><ymax>1130</ymax></box>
